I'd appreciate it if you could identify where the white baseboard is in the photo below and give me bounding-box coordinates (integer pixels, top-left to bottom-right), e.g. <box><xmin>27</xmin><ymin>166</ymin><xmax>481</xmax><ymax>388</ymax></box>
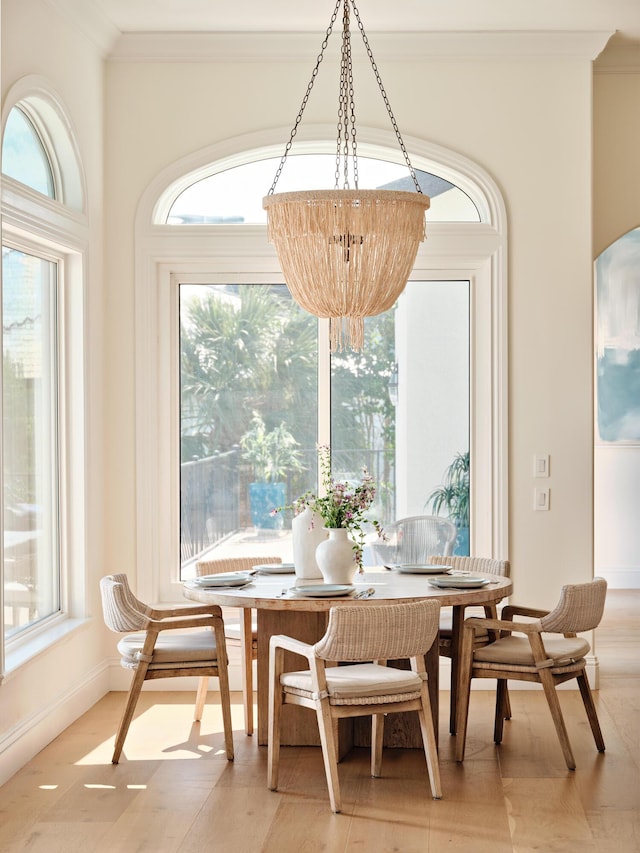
<box><xmin>595</xmin><ymin>567</ymin><xmax>640</xmax><ymax>589</ymax></box>
<box><xmin>0</xmin><ymin>663</ymin><xmax>110</xmax><ymax>788</ymax></box>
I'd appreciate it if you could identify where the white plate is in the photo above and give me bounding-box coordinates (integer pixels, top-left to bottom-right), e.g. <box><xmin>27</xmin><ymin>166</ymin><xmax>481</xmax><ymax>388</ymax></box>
<box><xmin>428</xmin><ymin>576</ymin><xmax>490</xmax><ymax>589</ymax></box>
<box><xmin>290</xmin><ymin>584</ymin><xmax>355</xmax><ymax>597</ymax></box>
<box><xmin>254</xmin><ymin>563</ymin><xmax>296</xmax><ymax>574</ymax></box>
<box><xmin>390</xmin><ymin>564</ymin><xmax>453</xmax><ymax>575</ymax></box>
<box><xmin>192</xmin><ymin>572</ymin><xmax>252</xmax><ymax>587</ymax></box>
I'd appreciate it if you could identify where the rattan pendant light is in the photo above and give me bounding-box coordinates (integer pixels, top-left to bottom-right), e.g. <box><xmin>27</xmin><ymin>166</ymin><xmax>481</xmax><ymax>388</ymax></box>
<box><xmin>263</xmin><ymin>0</ymin><xmax>430</xmax><ymax>352</ymax></box>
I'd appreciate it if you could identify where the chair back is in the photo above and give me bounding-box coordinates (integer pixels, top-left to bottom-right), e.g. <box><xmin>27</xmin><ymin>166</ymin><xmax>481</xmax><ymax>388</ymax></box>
<box><xmin>313</xmin><ymin>600</ymin><xmax>441</xmax><ymax>662</ymax></box>
<box><xmin>540</xmin><ymin>577</ymin><xmax>607</xmax><ymax>634</ymax></box>
<box><xmin>100</xmin><ymin>574</ymin><xmax>147</xmax><ymax>633</ymax></box>
<box><xmin>195</xmin><ymin>555</ymin><xmax>282</xmax><ymax>575</ymax></box>
<box><xmin>429</xmin><ymin>555</ymin><xmax>510</xmax><ymax>576</ymax></box>
<box><xmin>393</xmin><ymin>515</ymin><xmax>457</xmax><ymax>562</ymax></box>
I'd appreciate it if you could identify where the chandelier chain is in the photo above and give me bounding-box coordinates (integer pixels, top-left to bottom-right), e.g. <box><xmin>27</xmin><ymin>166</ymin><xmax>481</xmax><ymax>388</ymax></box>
<box><xmin>268</xmin><ymin>0</ymin><xmax>422</xmax><ymax>195</ymax></box>
<box><xmin>335</xmin><ymin>0</ymin><xmax>359</xmax><ymax>189</ymax></box>
<box><xmin>350</xmin><ymin>1</ymin><xmax>422</xmax><ymax>193</ymax></box>
<box><xmin>268</xmin><ymin>0</ymin><xmax>342</xmax><ymax>196</ymax></box>
<box><xmin>348</xmin><ymin>8</ymin><xmax>359</xmax><ymax>189</ymax></box>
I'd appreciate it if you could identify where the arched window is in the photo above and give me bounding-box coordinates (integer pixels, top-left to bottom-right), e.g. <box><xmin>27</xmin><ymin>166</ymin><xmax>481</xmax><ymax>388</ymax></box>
<box><xmin>2</xmin><ymin>106</ymin><xmax>55</xmax><ymax>197</ymax></box>
<box><xmin>166</xmin><ymin>154</ymin><xmax>480</xmax><ymax>225</ymax></box>
<box><xmin>2</xmin><ymin>79</ymin><xmax>87</xmax><ymax>666</ymax></box>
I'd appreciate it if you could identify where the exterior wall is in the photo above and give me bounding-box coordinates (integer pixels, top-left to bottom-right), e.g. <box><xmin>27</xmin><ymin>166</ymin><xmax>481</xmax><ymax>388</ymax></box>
<box><xmin>1</xmin><ymin>0</ymin><xmax>107</xmax><ymax>784</ymax></box>
<box><xmin>593</xmin><ymin>68</ymin><xmax>640</xmax><ymax>589</ymax></box>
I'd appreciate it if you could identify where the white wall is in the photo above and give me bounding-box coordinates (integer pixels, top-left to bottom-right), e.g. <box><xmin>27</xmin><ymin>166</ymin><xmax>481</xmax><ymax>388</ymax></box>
<box><xmin>1</xmin><ymin>0</ymin><xmax>108</xmax><ymax>784</ymax></box>
<box><xmin>593</xmin><ymin>68</ymin><xmax>640</xmax><ymax>589</ymax></box>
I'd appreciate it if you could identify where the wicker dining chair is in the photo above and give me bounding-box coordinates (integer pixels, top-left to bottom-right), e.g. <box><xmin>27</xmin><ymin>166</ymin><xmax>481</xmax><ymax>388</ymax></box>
<box><xmin>194</xmin><ymin>555</ymin><xmax>282</xmax><ymax>736</ymax></box>
<box><xmin>268</xmin><ymin>599</ymin><xmax>443</xmax><ymax>813</ymax></box>
<box><xmin>455</xmin><ymin>576</ymin><xmax>607</xmax><ymax>770</ymax></box>
<box><xmin>100</xmin><ymin>573</ymin><xmax>234</xmax><ymax>764</ymax></box>
<box><xmin>428</xmin><ymin>555</ymin><xmax>511</xmax><ymax>733</ymax></box>
<box><xmin>371</xmin><ymin>515</ymin><xmax>457</xmax><ymax>565</ymax></box>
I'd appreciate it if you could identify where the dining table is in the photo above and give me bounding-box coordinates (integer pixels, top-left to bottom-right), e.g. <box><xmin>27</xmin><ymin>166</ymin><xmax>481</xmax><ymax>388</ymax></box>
<box><xmin>183</xmin><ymin>566</ymin><xmax>512</xmax><ymax>749</ymax></box>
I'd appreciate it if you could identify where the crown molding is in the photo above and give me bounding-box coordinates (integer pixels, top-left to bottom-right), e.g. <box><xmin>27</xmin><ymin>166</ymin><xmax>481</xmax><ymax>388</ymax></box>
<box><xmin>109</xmin><ymin>30</ymin><xmax>613</xmax><ymax>63</ymax></box>
<box><xmin>595</xmin><ymin>43</ymin><xmax>640</xmax><ymax>73</ymax></box>
<box><xmin>44</xmin><ymin>0</ymin><xmax>120</xmax><ymax>56</ymax></box>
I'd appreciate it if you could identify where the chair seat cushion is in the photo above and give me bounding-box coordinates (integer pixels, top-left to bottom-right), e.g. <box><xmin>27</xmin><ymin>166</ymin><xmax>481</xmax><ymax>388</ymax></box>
<box><xmin>473</xmin><ymin>635</ymin><xmax>590</xmax><ymax>667</ymax></box>
<box><xmin>117</xmin><ymin>630</ymin><xmax>219</xmax><ymax>669</ymax></box>
<box><xmin>281</xmin><ymin>662</ymin><xmax>423</xmax><ymax>701</ymax></box>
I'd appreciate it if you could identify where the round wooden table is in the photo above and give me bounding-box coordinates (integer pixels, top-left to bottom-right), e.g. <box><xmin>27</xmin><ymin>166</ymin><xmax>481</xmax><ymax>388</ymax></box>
<box><xmin>184</xmin><ymin>567</ymin><xmax>512</xmax><ymax>746</ymax></box>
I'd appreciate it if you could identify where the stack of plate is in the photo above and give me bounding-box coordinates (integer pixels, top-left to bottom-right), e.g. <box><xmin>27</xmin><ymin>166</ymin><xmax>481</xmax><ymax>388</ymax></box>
<box><xmin>428</xmin><ymin>574</ymin><xmax>490</xmax><ymax>589</ymax></box>
<box><xmin>191</xmin><ymin>572</ymin><xmax>252</xmax><ymax>588</ymax></box>
<box><xmin>386</xmin><ymin>563</ymin><xmax>452</xmax><ymax>575</ymax></box>
<box><xmin>289</xmin><ymin>584</ymin><xmax>355</xmax><ymax>597</ymax></box>
<box><xmin>253</xmin><ymin>563</ymin><xmax>296</xmax><ymax>574</ymax></box>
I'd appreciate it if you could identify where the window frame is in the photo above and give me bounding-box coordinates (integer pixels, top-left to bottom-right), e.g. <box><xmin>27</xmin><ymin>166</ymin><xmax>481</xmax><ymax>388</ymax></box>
<box><xmin>135</xmin><ymin>128</ymin><xmax>508</xmax><ymax>604</ymax></box>
<box><xmin>1</xmin><ymin>80</ymin><xmax>88</xmax><ymax>675</ymax></box>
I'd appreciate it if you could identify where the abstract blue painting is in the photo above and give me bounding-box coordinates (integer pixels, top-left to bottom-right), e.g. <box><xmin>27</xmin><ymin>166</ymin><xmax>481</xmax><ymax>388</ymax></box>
<box><xmin>595</xmin><ymin>227</ymin><xmax>640</xmax><ymax>443</ymax></box>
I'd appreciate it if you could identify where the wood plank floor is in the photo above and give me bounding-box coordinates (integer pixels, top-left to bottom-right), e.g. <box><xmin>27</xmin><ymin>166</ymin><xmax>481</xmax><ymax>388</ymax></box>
<box><xmin>0</xmin><ymin>590</ymin><xmax>638</xmax><ymax>852</ymax></box>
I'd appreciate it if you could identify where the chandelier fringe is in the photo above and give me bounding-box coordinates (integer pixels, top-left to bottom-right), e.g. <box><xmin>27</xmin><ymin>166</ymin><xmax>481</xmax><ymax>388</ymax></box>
<box><xmin>264</xmin><ymin>189</ymin><xmax>429</xmax><ymax>351</ymax></box>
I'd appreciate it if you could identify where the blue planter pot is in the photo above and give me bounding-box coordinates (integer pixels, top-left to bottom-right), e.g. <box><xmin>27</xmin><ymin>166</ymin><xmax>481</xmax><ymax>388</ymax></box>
<box><xmin>249</xmin><ymin>482</ymin><xmax>286</xmax><ymax>530</ymax></box>
<box><xmin>453</xmin><ymin>526</ymin><xmax>470</xmax><ymax>556</ymax></box>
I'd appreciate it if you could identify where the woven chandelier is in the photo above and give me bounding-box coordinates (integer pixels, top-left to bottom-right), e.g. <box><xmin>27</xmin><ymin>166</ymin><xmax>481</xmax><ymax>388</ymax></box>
<box><xmin>263</xmin><ymin>0</ymin><xmax>430</xmax><ymax>352</ymax></box>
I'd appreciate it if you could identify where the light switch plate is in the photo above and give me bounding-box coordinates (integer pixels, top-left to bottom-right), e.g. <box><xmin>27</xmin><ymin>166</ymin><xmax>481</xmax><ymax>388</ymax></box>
<box><xmin>534</xmin><ymin>454</ymin><xmax>549</xmax><ymax>477</ymax></box>
<box><xmin>534</xmin><ymin>487</ymin><xmax>550</xmax><ymax>511</ymax></box>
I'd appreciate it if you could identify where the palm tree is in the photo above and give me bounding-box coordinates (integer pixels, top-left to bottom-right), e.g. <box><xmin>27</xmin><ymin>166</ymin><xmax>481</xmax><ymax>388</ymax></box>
<box><xmin>180</xmin><ymin>285</ymin><xmax>316</xmax><ymax>459</ymax></box>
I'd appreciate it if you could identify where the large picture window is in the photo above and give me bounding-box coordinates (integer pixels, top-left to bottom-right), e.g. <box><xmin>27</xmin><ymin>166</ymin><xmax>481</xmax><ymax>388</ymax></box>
<box><xmin>179</xmin><ymin>280</ymin><xmax>469</xmax><ymax>577</ymax></box>
<box><xmin>3</xmin><ymin>247</ymin><xmax>61</xmax><ymax>637</ymax></box>
<box><xmin>1</xmin><ymin>80</ymin><xmax>87</xmax><ymax>668</ymax></box>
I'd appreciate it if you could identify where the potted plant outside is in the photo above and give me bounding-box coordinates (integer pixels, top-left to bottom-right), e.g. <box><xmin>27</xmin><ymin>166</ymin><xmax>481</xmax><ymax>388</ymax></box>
<box><xmin>240</xmin><ymin>413</ymin><xmax>304</xmax><ymax>529</ymax></box>
<box><xmin>426</xmin><ymin>451</ymin><xmax>470</xmax><ymax>556</ymax></box>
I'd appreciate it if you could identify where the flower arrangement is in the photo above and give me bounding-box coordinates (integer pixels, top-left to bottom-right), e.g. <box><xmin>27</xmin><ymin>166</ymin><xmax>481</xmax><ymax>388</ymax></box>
<box><xmin>274</xmin><ymin>445</ymin><xmax>384</xmax><ymax>572</ymax></box>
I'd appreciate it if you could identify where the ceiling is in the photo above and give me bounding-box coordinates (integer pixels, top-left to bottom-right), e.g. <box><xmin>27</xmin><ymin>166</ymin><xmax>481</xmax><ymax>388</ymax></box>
<box><xmin>86</xmin><ymin>0</ymin><xmax>640</xmax><ymax>46</ymax></box>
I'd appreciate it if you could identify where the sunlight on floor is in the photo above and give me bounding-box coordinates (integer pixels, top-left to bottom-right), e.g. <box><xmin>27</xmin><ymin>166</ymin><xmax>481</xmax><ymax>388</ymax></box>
<box><xmin>73</xmin><ymin>695</ymin><xmax>247</xmax><ymax>765</ymax></box>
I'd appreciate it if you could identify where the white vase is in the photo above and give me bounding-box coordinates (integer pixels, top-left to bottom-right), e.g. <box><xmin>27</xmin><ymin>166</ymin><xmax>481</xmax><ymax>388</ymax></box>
<box><xmin>315</xmin><ymin>527</ymin><xmax>358</xmax><ymax>585</ymax></box>
<box><xmin>292</xmin><ymin>507</ymin><xmax>327</xmax><ymax>580</ymax></box>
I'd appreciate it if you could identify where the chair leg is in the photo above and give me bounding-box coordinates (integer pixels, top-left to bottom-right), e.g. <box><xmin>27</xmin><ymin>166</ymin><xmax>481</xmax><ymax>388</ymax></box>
<box><xmin>493</xmin><ymin>680</ymin><xmax>508</xmax><ymax>743</ymax></box>
<box><xmin>503</xmin><ymin>687</ymin><xmax>512</xmax><ymax>720</ymax></box>
<box><xmin>539</xmin><ymin>668</ymin><xmax>576</xmax><ymax>770</ymax></box>
<box><xmin>577</xmin><ymin>672</ymin><xmax>606</xmax><ymax>753</ymax></box>
<box><xmin>194</xmin><ymin>676</ymin><xmax>208</xmax><ymax>721</ymax></box>
<box><xmin>455</xmin><ymin>626</ymin><xmax>475</xmax><ymax>762</ymax></box>
<box><xmin>315</xmin><ymin>698</ymin><xmax>342</xmax><ymax>813</ymax></box>
<box><xmin>425</xmin><ymin>640</ymin><xmax>440</xmax><ymax>749</ymax></box>
<box><xmin>449</xmin><ymin>605</ymin><xmax>465</xmax><ymax>734</ymax></box>
<box><xmin>371</xmin><ymin>713</ymin><xmax>384</xmax><ymax>777</ymax></box>
<box><xmin>239</xmin><ymin>608</ymin><xmax>254</xmax><ymax>736</ymax></box>
<box><xmin>112</xmin><ymin>665</ymin><xmax>148</xmax><ymax>764</ymax></box>
<box><xmin>417</xmin><ymin>686</ymin><xmax>442</xmax><ymax>799</ymax></box>
<box><xmin>482</xmin><ymin>603</ymin><xmax>511</xmax><ymax>720</ymax></box>
<box><xmin>267</xmin><ymin>645</ymin><xmax>284</xmax><ymax>791</ymax></box>
<box><xmin>212</xmin><ymin>621</ymin><xmax>235</xmax><ymax>762</ymax></box>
